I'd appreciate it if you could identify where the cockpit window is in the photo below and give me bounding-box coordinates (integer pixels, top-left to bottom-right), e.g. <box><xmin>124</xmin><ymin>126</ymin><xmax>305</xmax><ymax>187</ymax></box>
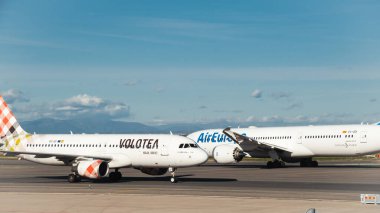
<box><xmin>179</xmin><ymin>143</ymin><xmax>198</xmax><ymax>148</ymax></box>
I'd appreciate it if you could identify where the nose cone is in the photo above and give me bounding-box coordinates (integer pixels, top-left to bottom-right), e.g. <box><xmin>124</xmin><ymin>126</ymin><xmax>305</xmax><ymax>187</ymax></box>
<box><xmin>195</xmin><ymin>149</ymin><xmax>209</xmax><ymax>165</ymax></box>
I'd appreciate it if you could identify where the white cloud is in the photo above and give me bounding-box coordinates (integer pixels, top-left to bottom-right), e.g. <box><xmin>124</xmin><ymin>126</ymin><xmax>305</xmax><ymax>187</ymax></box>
<box><xmin>51</xmin><ymin>94</ymin><xmax>129</xmax><ymax>118</ymax></box>
<box><xmin>250</xmin><ymin>89</ymin><xmax>262</xmax><ymax>98</ymax></box>
<box><xmin>104</xmin><ymin>103</ymin><xmax>129</xmax><ymax>116</ymax></box>
<box><xmin>0</xmin><ymin>89</ymin><xmax>29</xmax><ymax>104</ymax></box>
<box><xmin>65</xmin><ymin>94</ymin><xmax>104</xmax><ymax>107</ymax></box>
<box><xmin>12</xmin><ymin>94</ymin><xmax>130</xmax><ymax>121</ymax></box>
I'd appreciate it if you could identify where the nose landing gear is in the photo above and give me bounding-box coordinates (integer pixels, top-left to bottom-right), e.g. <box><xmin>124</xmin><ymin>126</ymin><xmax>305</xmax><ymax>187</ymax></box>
<box><xmin>169</xmin><ymin>167</ymin><xmax>177</xmax><ymax>183</ymax></box>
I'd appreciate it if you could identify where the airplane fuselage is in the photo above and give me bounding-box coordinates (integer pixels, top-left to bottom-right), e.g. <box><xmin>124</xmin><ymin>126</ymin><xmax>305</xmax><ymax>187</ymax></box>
<box><xmin>188</xmin><ymin>124</ymin><xmax>380</xmax><ymax>159</ymax></box>
<box><xmin>4</xmin><ymin>134</ymin><xmax>208</xmax><ymax>168</ymax></box>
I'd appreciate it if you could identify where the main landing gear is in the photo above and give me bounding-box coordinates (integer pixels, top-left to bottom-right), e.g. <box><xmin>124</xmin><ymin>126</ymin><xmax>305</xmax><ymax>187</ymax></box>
<box><xmin>169</xmin><ymin>167</ymin><xmax>177</xmax><ymax>183</ymax></box>
<box><xmin>68</xmin><ymin>173</ymin><xmax>82</xmax><ymax>183</ymax></box>
<box><xmin>109</xmin><ymin>169</ymin><xmax>122</xmax><ymax>182</ymax></box>
<box><xmin>266</xmin><ymin>160</ymin><xmax>286</xmax><ymax>168</ymax></box>
<box><xmin>300</xmin><ymin>159</ymin><xmax>319</xmax><ymax>167</ymax></box>
<box><xmin>266</xmin><ymin>150</ymin><xmax>286</xmax><ymax>168</ymax></box>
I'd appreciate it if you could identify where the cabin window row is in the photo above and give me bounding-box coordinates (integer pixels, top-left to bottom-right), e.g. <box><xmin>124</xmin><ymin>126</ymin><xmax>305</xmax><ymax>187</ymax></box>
<box><xmin>27</xmin><ymin>144</ymin><xmax>120</xmax><ymax>148</ymax></box>
<box><xmin>252</xmin><ymin>136</ymin><xmax>292</xmax><ymax>140</ymax></box>
<box><xmin>304</xmin><ymin>135</ymin><xmax>353</xmax><ymax>139</ymax></box>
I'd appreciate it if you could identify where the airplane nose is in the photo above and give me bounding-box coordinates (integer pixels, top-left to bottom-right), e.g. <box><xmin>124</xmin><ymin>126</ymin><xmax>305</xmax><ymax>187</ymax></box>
<box><xmin>196</xmin><ymin>149</ymin><xmax>208</xmax><ymax>165</ymax></box>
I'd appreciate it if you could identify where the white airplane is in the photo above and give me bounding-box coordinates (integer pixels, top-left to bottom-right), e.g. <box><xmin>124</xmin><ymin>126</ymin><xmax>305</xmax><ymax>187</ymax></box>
<box><xmin>0</xmin><ymin>96</ymin><xmax>208</xmax><ymax>183</ymax></box>
<box><xmin>187</xmin><ymin>123</ymin><xmax>380</xmax><ymax>168</ymax></box>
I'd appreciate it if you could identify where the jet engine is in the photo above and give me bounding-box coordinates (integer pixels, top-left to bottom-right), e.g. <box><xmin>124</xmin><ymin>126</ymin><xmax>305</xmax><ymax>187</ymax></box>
<box><xmin>137</xmin><ymin>167</ymin><xmax>168</xmax><ymax>176</ymax></box>
<box><xmin>74</xmin><ymin>160</ymin><xmax>109</xmax><ymax>179</ymax></box>
<box><xmin>213</xmin><ymin>145</ymin><xmax>245</xmax><ymax>164</ymax></box>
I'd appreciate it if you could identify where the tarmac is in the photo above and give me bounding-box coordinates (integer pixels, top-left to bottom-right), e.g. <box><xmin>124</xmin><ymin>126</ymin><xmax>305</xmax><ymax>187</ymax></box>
<box><xmin>1</xmin><ymin>158</ymin><xmax>380</xmax><ymax>212</ymax></box>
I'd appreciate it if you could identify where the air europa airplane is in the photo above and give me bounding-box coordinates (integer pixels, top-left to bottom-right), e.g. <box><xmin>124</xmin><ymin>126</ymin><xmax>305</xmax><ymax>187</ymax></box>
<box><xmin>187</xmin><ymin>123</ymin><xmax>380</xmax><ymax>168</ymax></box>
<box><xmin>0</xmin><ymin>96</ymin><xmax>208</xmax><ymax>183</ymax></box>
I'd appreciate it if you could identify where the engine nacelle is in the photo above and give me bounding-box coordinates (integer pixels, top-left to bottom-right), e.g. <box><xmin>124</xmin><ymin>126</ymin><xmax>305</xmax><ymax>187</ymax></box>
<box><xmin>75</xmin><ymin>160</ymin><xmax>109</xmax><ymax>179</ymax></box>
<box><xmin>213</xmin><ymin>145</ymin><xmax>245</xmax><ymax>164</ymax></box>
<box><xmin>137</xmin><ymin>167</ymin><xmax>168</xmax><ymax>176</ymax></box>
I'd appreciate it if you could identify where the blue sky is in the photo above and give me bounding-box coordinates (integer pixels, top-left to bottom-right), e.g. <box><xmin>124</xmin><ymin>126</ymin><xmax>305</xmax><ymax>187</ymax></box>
<box><xmin>1</xmin><ymin>0</ymin><xmax>380</xmax><ymax>125</ymax></box>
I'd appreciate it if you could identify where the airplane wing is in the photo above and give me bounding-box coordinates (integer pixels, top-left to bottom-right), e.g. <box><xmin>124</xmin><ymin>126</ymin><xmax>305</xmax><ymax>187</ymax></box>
<box><xmin>222</xmin><ymin>127</ymin><xmax>291</xmax><ymax>152</ymax></box>
<box><xmin>1</xmin><ymin>150</ymin><xmax>113</xmax><ymax>161</ymax></box>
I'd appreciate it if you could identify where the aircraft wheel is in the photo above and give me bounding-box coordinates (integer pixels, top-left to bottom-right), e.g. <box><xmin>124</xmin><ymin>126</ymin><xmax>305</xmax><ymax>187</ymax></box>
<box><xmin>170</xmin><ymin>177</ymin><xmax>177</xmax><ymax>183</ymax></box>
<box><xmin>311</xmin><ymin>161</ymin><xmax>319</xmax><ymax>167</ymax></box>
<box><xmin>300</xmin><ymin>159</ymin><xmax>311</xmax><ymax>167</ymax></box>
<box><xmin>116</xmin><ymin>171</ymin><xmax>122</xmax><ymax>180</ymax></box>
<box><xmin>68</xmin><ymin>174</ymin><xmax>77</xmax><ymax>183</ymax></box>
<box><xmin>266</xmin><ymin>161</ymin><xmax>274</xmax><ymax>168</ymax></box>
<box><xmin>75</xmin><ymin>174</ymin><xmax>82</xmax><ymax>182</ymax></box>
<box><xmin>109</xmin><ymin>172</ymin><xmax>117</xmax><ymax>182</ymax></box>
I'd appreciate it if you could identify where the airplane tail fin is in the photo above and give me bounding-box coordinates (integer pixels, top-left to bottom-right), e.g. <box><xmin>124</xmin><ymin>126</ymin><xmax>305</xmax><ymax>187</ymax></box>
<box><xmin>0</xmin><ymin>96</ymin><xmax>27</xmax><ymax>139</ymax></box>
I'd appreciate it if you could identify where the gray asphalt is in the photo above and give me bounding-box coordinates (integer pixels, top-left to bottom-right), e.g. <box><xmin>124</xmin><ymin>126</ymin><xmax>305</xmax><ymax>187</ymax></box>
<box><xmin>1</xmin><ymin>159</ymin><xmax>380</xmax><ymax>201</ymax></box>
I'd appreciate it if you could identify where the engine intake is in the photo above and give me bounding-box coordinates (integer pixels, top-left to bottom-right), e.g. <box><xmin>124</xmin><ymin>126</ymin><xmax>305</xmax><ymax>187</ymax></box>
<box><xmin>74</xmin><ymin>160</ymin><xmax>109</xmax><ymax>179</ymax></box>
<box><xmin>213</xmin><ymin>145</ymin><xmax>245</xmax><ymax>164</ymax></box>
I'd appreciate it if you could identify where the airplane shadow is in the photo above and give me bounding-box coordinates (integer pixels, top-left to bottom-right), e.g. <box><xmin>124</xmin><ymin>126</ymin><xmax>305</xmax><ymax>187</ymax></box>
<box><xmin>204</xmin><ymin>163</ymin><xmax>380</xmax><ymax>169</ymax></box>
<box><xmin>35</xmin><ymin>174</ymin><xmax>237</xmax><ymax>183</ymax></box>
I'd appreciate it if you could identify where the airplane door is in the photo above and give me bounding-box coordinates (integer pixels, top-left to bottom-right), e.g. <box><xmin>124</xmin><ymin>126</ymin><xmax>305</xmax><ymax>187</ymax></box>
<box><xmin>360</xmin><ymin>132</ymin><xmax>367</xmax><ymax>143</ymax></box>
<box><xmin>297</xmin><ymin>133</ymin><xmax>303</xmax><ymax>144</ymax></box>
<box><xmin>161</xmin><ymin>143</ymin><xmax>169</xmax><ymax>156</ymax></box>
<box><xmin>103</xmin><ymin>142</ymin><xmax>108</xmax><ymax>153</ymax></box>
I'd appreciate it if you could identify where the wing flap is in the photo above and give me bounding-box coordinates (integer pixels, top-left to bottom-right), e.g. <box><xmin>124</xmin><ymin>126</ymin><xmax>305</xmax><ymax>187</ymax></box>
<box><xmin>222</xmin><ymin>127</ymin><xmax>291</xmax><ymax>152</ymax></box>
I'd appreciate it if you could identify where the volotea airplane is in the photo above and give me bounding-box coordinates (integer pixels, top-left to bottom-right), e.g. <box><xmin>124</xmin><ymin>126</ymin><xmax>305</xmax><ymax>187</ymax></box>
<box><xmin>187</xmin><ymin>123</ymin><xmax>380</xmax><ymax>168</ymax></box>
<box><xmin>0</xmin><ymin>96</ymin><xmax>208</xmax><ymax>183</ymax></box>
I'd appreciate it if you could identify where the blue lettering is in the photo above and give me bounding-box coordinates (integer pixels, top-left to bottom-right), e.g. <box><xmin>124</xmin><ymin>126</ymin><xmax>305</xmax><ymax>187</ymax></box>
<box><xmin>197</xmin><ymin>133</ymin><xmax>205</xmax><ymax>143</ymax></box>
<box><xmin>217</xmin><ymin>134</ymin><xmax>224</xmax><ymax>142</ymax></box>
<box><xmin>196</xmin><ymin>132</ymin><xmax>248</xmax><ymax>144</ymax></box>
<box><xmin>212</xmin><ymin>132</ymin><xmax>217</xmax><ymax>143</ymax></box>
<box><xmin>207</xmin><ymin>133</ymin><xmax>212</xmax><ymax>142</ymax></box>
